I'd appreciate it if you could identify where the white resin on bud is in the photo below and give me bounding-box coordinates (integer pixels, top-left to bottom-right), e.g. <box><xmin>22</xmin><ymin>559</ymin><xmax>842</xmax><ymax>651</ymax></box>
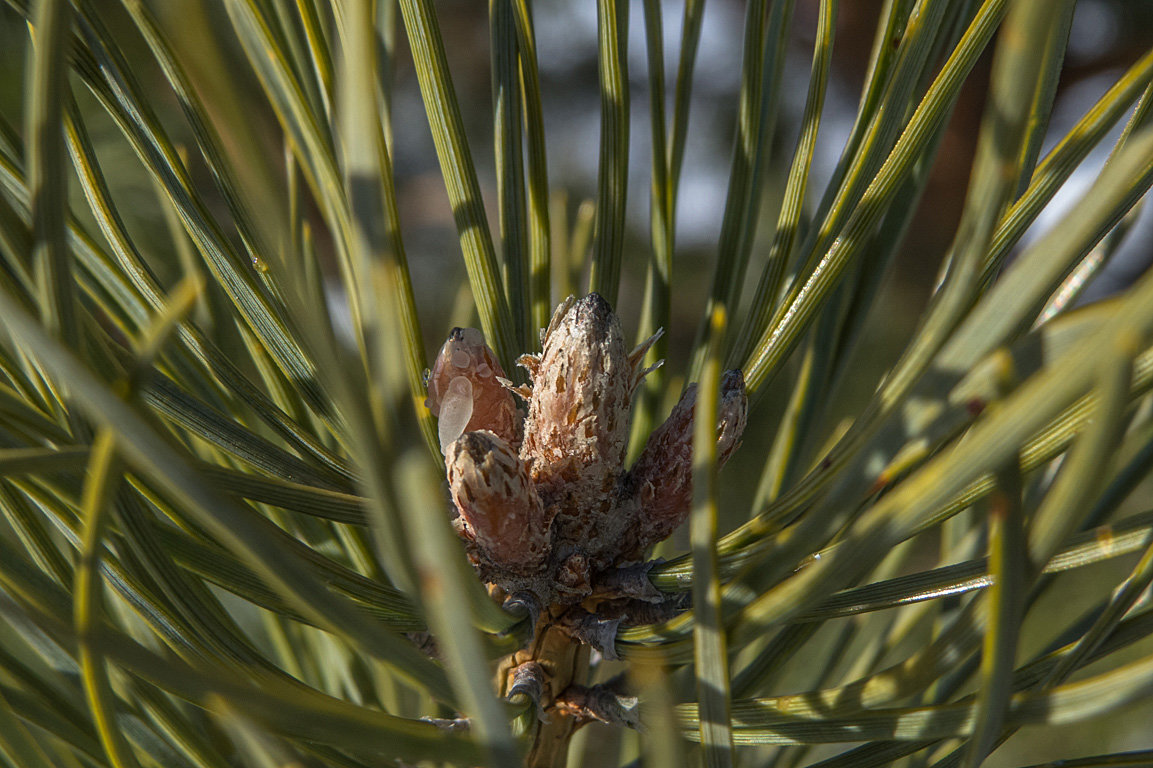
<box><xmin>437</xmin><ymin>376</ymin><xmax>475</xmax><ymax>453</ymax></box>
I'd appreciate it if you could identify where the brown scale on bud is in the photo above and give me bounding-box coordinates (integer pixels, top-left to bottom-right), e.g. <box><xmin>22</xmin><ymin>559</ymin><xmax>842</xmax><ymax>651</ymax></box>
<box><xmin>425</xmin><ymin>327</ymin><xmax>521</xmax><ymax>452</ymax></box>
<box><xmin>621</xmin><ymin>369</ymin><xmax>748</xmax><ymax>557</ymax></box>
<box><xmin>445</xmin><ymin>430</ymin><xmax>551</xmax><ymax>575</ymax></box>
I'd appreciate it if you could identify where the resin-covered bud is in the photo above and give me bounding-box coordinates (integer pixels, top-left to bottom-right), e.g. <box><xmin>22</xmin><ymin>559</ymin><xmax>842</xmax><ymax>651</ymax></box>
<box><xmin>518</xmin><ymin>294</ymin><xmax>631</xmax><ymax>541</ymax></box>
<box><xmin>623</xmin><ymin>369</ymin><xmax>748</xmax><ymax>555</ymax></box>
<box><xmin>446</xmin><ymin>430</ymin><xmax>551</xmax><ymax>574</ymax></box>
<box><xmin>425</xmin><ymin>327</ymin><xmax>521</xmax><ymax>452</ymax></box>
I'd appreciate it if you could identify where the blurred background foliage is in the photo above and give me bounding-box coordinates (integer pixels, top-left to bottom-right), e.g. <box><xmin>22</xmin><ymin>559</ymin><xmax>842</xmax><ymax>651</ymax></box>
<box><xmin>3</xmin><ymin>0</ymin><xmax>1153</xmax><ymax>766</ymax></box>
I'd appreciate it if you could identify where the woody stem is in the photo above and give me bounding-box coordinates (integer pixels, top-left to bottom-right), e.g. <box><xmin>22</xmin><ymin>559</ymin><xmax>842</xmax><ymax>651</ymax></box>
<box><xmin>523</xmin><ymin>617</ymin><xmax>591</xmax><ymax>768</ymax></box>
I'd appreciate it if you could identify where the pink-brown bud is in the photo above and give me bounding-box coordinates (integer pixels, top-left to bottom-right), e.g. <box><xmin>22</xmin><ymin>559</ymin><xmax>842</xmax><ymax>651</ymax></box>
<box><xmin>446</xmin><ymin>430</ymin><xmax>551</xmax><ymax>573</ymax></box>
<box><xmin>624</xmin><ymin>369</ymin><xmax>748</xmax><ymax>554</ymax></box>
<box><xmin>426</xmin><ymin>327</ymin><xmax>521</xmax><ymax>451</ymax></box>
